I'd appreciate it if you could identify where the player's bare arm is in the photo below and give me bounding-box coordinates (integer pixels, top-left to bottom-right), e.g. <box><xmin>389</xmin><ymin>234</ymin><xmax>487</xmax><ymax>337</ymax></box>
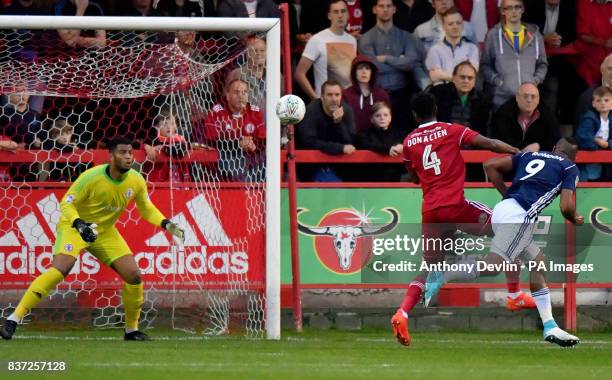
<box><xmin>471</xmin><ymin>135</ymin><xmax>520</xmax><ymax>155</ymax></box>
<box><xmin>559</xmin><ymin>189</ymin><xmax>584</xmax><ymax>225</ymax></box>
<box><xmin>483</xmin><ymin>155</ymin><xmax>514</xmax><ymax>196</ymax></box>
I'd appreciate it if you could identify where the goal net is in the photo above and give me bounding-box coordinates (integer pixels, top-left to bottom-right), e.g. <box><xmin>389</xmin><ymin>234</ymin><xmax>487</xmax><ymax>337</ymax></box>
<box><xmin>0</xmin><ymin>16</ymin><xmax>281</xmax><ymax>339</ymax></box>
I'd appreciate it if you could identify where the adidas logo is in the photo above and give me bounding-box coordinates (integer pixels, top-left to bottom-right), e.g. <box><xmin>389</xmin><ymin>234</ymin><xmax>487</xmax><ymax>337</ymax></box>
<box><xmin>0</xmin><ymin>194</ymin><xmax>249</xmax><ymax>276</ymax></box>
<box><xmin>139</xmin><ymin>194</ymin><xmax>248</xmax><ymax>275</ymax></box>
<box><xmin>0</xmin><ymin>194</ymin><xmax>100</xmax><ymax>275</ymax></box>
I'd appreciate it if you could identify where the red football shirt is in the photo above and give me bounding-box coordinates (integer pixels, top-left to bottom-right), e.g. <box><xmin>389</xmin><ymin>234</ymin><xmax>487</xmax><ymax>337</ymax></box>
<box><xmin>402</xmin><ymin>121</ymin><xmax>479</xmax><ymax>212</ymax></box>
<box><xmin>345</xmin><ymin>0</ymin><xmax>363</xmax><ymax>35</ymax></box>
<box><xmin>204</xmin><ymin>102</ymin><xmax>265</xmax><ymax>142</ymax></box>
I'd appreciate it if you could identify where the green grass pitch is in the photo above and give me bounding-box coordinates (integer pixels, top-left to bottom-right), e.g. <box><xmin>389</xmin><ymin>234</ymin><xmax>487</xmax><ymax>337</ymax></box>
<box><xmin>1</xmin><ymin>329</ymin><xmax>611</xmax><ymax>380</ymax></box>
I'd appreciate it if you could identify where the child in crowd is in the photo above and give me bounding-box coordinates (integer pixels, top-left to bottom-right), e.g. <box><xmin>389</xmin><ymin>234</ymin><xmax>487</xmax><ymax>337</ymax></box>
<box><xmin>355</xmin><ymin>102</ymin><xmax>405</xmax><ymax>181</ymax></box>
<box><xmin>576</xmin><ymin>86</ymin><xmax>612</xmax><ymax>181</ymax></box>
<box><xmin>42</xmin><ymin>119</ymin><xmax>77</xmax><ymax>152</ymax></box>
<box><xmin>39</xmin><ymin>118</ymin><xmax>79</xmax><ymax>181</ymax></box>
<box><xmin>144</xmin><ymin>108</ymin><xmax>192</xmax><ymax>182</ymax></box>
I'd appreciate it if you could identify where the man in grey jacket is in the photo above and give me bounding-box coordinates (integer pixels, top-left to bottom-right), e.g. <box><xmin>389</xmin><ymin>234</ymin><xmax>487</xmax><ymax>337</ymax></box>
<box><xmin>481</xmin><ymin>0</ymin><xmax>547</xmax><ymax>109</ymax></box>
<box><xmin>359</xmin><ymin>0</ymin><xmax>428</xmax><ymax>137</ymax></box>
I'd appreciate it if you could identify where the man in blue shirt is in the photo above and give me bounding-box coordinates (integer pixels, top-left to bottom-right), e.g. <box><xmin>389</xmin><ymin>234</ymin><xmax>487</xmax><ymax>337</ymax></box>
<box><xmin>425</xmin><ymin>137</ymin><xmax>582</xmax><ymax>347</ymax></box>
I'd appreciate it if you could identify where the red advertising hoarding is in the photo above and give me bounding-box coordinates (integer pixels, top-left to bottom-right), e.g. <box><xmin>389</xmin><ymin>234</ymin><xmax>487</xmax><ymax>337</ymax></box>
<box><xmin>0</xmin><ymin>187</ymin><xmax>265</xmax><ymax>291</ymax></box>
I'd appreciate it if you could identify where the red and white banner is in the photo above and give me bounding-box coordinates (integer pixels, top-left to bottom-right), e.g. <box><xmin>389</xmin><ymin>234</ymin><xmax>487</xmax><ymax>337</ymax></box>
<box><xmin>0</xmin><ymin>187</ymin><xmax>265</xmax><ymax>291</ymax></box>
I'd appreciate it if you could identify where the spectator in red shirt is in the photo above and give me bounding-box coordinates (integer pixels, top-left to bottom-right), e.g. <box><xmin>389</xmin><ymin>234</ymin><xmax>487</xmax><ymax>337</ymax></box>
<box><xmin>204</xmin><ymin>78</ymin><xmax>266</xmax><ymax>181</ymax></box>
<box><xmin>345</xmin><ymin>0</ymin><xmax>365</xmax><ymax>38</ymax></box>
<box><xmin>574</xmin><ymin>0</ymin><xmax>612</xmax><ymax>88</ymax></box>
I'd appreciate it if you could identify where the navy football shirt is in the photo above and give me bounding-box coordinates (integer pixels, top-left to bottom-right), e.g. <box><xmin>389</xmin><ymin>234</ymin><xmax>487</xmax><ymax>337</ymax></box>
<box><xmin>505</xmin><ymin>151</ymin><xmax>579</xmax><ymax>218</ymax></box>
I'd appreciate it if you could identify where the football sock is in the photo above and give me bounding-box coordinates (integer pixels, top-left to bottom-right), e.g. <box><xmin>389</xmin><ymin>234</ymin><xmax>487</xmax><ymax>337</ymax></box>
<box><xmin>400</xmin><ymin>276</ymin><xmax>425</xmax><ymax>315</ymax></box>
<box><xmin>532</xmin><ymin>287</ymin><xmax>556</xmax><ymax>329</ymax></box>
<box><xmin>122</xmin><ymin>282</ymin><xmax>144</xmax><ymax>331</ymax></box>
<box><xmin>13</xmin><ymin>267</ymin><xmax>64</xmax><ymax>320</ymax></box>
<box><xmin>505</xmin><ymin>261</ymin><xmax>521</xmax><ymax>295</ymax></box>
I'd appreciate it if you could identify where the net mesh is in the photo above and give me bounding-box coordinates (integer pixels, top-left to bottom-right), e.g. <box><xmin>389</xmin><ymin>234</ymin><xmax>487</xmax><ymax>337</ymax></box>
<box><xmin>0</xmin><ymin>27</ymin><xmax>269</xmax><ymax>338</ymax></box>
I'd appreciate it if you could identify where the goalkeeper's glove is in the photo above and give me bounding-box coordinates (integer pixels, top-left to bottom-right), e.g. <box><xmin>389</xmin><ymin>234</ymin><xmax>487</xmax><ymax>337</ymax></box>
<box><xmin>72</xmin><ymin>218</ymin><xmax>98</xmax><ymax>243</ymax></box>
<box><xmin>161</xmin><ymin>219</ymin><xmax>185</xmax><ymax>244</ymax></box>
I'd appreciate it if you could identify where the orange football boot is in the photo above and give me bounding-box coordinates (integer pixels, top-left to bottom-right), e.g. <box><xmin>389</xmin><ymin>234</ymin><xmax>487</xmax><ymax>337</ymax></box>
<box><xmin>391</xmin><ymin>309</ymin><xmax>411</xmax><ymax>346</ymax></box>
<box><xmin>506</xmin><ymin>291</ymin><xmax>537</xmax><ymax>311</ymax></box>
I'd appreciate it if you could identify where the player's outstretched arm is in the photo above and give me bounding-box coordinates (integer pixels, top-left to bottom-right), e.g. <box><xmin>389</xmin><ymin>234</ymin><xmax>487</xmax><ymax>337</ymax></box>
<box><xmin>483</xmin><ymin>156</ymin><xmax>514</xmax><ymax>196</ymax></box>
<box><xmin>471</xmin><ymin>135</ymin><xmax>520</xmax><ymax>155</ymax></box>
<box><xmin>134</xmin><ymin>176</ymin><xmax>185</xmax><ymax>243</ymax></box>
<box><xmin>559</xmin><ymin>189</ymin><xmax>584</xmax><ymax>225</ymax></box>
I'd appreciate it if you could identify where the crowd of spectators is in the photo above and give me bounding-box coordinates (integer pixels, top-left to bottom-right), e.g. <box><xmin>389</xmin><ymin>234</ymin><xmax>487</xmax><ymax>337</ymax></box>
<box><xmin>290</xmin><ymin>0</ymin><xmax>612</xmax><ymax>181</ymax></box>
<box><xmin>0</xmin><ymin>0</ymin><xmax>611</xmax><ymax>182</ymax></box>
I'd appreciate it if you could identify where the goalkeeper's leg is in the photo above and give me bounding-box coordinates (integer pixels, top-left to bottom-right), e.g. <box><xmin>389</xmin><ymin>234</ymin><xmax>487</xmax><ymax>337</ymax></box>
<box><xmin>110</xmin><ymin>255</ymin><xmax>149</xmax><ymax>341</ymax></box>
<box><xmin>1</xmin><ymin>254</ymin><xmax>76</xmax><ymax>340</ymax></box>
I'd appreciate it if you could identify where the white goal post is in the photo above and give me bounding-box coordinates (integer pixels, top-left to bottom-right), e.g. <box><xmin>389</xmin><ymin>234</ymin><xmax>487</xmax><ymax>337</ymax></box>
<box><xmin>0</xmin><ymin>15</ymin><xmax>281</xmax><ymax>340</ymax></box>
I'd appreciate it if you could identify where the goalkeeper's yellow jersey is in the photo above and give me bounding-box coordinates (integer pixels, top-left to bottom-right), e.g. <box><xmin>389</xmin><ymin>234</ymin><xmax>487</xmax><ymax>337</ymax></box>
<box><xmin>58</xmin><ymin>164</ymin><xmax>166</xmax><ymax>234</ymax></box>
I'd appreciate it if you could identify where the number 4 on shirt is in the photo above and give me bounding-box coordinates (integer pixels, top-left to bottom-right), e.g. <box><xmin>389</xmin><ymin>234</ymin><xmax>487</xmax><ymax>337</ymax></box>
<box><xmin>423</xmin><ymin>144</ymin><xmax>441</xmax><ymax>175</ymax></box>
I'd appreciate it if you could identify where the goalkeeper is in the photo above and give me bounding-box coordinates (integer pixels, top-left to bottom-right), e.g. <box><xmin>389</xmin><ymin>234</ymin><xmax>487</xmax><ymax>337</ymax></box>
<box><xmin>1</xmin><ymin>137</ymin><xmax>185</xmax><ymax>341</ymax></box>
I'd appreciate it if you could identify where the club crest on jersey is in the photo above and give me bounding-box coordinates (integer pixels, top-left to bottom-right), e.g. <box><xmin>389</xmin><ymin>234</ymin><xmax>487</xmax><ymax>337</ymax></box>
<box><xmin>66</xmin><ymin>195</ymin><xmax>75</xmax><ymax>203</ymax></box>
<box><xmin>125</xmin><ymin>188</ymin><xmax>133</xmax><ymax>198</ymax></box>
<box><xmin>297</xmin><ymin>207</ymin><xmax>399</xmax><ymax>274</ymax></box>
<box><xmin>245</xmin><ymin>123</ymin><xmax>255</xmax><ymax>134</ymax></box>
<box><xmin>64</xmin><ymin>244</ymin><xmax>73</xmax><ymax>252</ymax></box>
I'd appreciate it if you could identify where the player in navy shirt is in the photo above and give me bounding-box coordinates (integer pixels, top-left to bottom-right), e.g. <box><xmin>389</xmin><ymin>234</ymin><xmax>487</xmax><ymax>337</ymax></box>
<box><xmin>505</xmin><ymin>150</ymin><xmax>580</xmax><ymax>220</ymax></box>
<box><xmin>425</xmin><ymin>138</ymin><xmax>583</xmax><ymax>347</ymax></box>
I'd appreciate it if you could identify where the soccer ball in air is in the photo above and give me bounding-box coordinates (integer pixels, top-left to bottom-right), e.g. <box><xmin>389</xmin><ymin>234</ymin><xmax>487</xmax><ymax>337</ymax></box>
<box><xmin>276</xmin><ymin>94</ymin><xmax>306</xmax><ymax>125</ymax></box>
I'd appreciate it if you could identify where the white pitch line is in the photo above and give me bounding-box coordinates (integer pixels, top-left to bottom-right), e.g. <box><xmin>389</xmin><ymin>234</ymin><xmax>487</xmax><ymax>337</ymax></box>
<box><xmin>11</xmin><ymin>335</ymin><xmax>221</xmax><ymax>341</ymax></box>
<box><xmin>356</xmin><ymin>337</ymin><xmax>612</xmax><ymax>345</ymax></box>
<box><xmin>78</xmin><ymin>362</ymin><xmax>395</xmax><ymax>369</ymax></box>
<box><xmin>7</xmin><ymin>335</ymin><xmax>612</xmax><ymax>345</ymax></box>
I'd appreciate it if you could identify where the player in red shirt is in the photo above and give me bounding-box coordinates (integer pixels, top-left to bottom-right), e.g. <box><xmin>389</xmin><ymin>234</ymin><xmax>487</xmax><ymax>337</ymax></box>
<box><xmin>391</xmin><ymin>92</ymin><xmax>534</xmax><ymax>346</ymax></box>
<box><xmin>204</xmin><ymin>78</ymin><xmax>266</xmax><ymax>181</ymax></box>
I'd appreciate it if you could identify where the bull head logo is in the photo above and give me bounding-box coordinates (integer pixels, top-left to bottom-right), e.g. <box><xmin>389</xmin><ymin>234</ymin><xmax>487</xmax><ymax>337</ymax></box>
<box><xmin>297</xmin><ymin>208</ymin><xmax>399</xmax><ymax>270</ymax></box>
<box><xmin>591</xmin><ymin>207</ymin><xmax>612</xmax><ymax>234</ymax></box>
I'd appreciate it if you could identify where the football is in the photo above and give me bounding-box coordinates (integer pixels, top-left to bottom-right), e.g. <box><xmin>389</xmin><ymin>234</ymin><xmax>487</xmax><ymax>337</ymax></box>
<box><xmin>276</xmin><ymin>94</ymin><xmax>306</xmax><ymax>125</ymax></box>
